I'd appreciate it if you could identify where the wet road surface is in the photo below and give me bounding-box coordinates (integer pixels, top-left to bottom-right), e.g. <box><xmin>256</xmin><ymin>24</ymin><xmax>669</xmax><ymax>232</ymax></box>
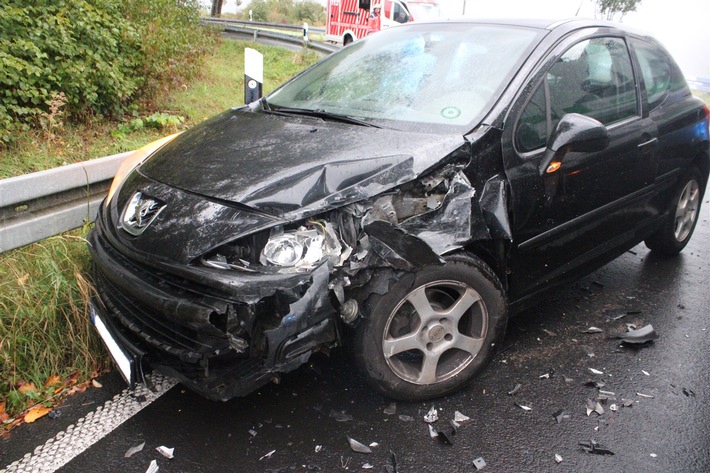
<box><xmin>2</xmin><ymin>201</ymin><xmax>709</xmax><ymax>473</ymax></box>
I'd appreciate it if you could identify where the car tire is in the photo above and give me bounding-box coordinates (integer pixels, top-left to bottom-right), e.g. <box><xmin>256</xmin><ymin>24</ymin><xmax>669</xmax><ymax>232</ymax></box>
<box><xmin>645</xmin><ymin>166</ymin><xmax>704</xmax><ymax>255</ymax></box>
<box><xmin>353</xmin><ymin>253</ymin><xmax>507</xmax><ymax>401</ymax></box>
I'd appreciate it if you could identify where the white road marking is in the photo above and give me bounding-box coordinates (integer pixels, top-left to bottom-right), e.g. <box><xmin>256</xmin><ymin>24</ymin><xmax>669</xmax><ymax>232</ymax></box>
<box><xmin>1</xmin><ymin>375</ymin><xmax>176</xmax><ymax>473</ymax></box>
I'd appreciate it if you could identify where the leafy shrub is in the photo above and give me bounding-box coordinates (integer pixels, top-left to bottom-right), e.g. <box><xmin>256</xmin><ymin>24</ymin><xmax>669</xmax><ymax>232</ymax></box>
<box><xmin>0</xmin><ymin>0</ymin><xmax>216</xmax><ymax>147</ymax></box>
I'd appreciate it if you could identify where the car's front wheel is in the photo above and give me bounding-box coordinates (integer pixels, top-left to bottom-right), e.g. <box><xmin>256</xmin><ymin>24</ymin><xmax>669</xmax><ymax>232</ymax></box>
<box><xmin>645</xmin><ymin>166</ymin><xmax>704</xmax><ymax>255</ymax></box>
<box><xmin>353</xmin><ymin>254</ymin><xmax>507</xmax><ymax>401</ymax></box>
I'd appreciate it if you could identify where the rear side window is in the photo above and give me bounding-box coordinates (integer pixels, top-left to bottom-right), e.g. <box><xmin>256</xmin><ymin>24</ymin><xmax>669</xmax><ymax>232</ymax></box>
<box><xmin>631</xmin><ymin>38</ymin><xmax>686</xmax><ymax>110</ymax></box>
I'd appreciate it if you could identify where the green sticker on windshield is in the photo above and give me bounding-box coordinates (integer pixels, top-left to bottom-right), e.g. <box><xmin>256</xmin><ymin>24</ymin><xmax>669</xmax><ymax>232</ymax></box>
<box><xmin>441</xmin><ymin>107</ymin><xmax>461</xmax><ymax>119</ymax></box>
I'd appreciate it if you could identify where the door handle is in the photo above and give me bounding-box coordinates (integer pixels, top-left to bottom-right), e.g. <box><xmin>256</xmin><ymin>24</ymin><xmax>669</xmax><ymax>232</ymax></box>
<box><xmin>637</xmin><ymin>137</ymin><xmax>658</xmax><ymax>148</ymax></box>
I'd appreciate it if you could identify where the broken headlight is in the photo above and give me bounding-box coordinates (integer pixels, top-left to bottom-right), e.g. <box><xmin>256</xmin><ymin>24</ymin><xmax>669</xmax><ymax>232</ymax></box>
<box><xmin>260</xmin><ymin>224</ymin><xmax>341</xmax><ymax>269</ymax></box>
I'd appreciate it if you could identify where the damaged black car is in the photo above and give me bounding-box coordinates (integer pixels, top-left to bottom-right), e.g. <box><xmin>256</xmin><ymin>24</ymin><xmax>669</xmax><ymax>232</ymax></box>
<box><xmin>89</xmin><ymin>19</ymin><xmax>709</xmax><ymax>401</ymax></box>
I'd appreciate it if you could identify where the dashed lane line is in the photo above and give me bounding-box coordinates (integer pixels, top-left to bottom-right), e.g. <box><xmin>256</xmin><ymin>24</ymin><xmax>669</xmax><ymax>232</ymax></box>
<box><xmin>1</xmin><ymin>375</ymin><xmax>177</xmax><ymax>473</ymax></box>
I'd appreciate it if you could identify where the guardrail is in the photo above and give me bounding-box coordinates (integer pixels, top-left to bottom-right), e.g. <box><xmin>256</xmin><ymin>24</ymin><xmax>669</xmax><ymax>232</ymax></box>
<box><xmin>0</xmin><ymin>152</ymin><xmax>130</xmax><ymax>253</ymax></box>
<box><xmin>201</xmin><ymin>18</ymin><xmax>338</xmax><ymax>55</ymax></box>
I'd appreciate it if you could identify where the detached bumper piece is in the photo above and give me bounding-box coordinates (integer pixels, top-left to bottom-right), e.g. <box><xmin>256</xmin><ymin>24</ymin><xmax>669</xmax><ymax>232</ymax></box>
<box><xmin>88</xmin><ymin>229</ymin><xmax>338</xmax><ymax>401</ymax></box>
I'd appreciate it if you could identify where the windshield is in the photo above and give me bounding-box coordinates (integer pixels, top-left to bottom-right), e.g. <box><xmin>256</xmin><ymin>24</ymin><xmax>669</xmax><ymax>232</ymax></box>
<box><xmin>267</xmin><ymin>23</ymin><xmax>543</xmax><ymax>132</ymax></box>
<box><xmin>407</xmin><ymin>3</ymin><xmax>441</xmax><ymax>21</ymax></box>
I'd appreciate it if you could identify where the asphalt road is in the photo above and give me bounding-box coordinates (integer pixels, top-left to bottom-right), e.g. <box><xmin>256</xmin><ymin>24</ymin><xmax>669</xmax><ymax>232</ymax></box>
<box><xmin>2</xmin><ymin>199</ymin><xmax>709</xmax><ymax>473</ymax></box>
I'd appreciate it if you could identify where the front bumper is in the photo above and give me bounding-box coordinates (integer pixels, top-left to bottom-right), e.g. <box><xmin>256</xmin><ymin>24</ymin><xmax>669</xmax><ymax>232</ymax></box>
<box><xmin>88</xmin><ymin>224</ymin><xmax>339</xmax><ymax>401</ymax></box>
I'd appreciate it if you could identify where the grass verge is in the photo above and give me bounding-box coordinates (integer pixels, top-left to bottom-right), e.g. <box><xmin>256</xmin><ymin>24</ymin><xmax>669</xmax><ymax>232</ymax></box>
<box><xmin>0</xmin><ymin>38</ymin><xmax>320</xmax><ymax>430</ymax></box>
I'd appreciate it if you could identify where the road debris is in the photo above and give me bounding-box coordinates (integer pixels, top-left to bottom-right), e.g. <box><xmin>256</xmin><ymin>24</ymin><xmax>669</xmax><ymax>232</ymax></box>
<box><xmin>507</xmin><ymin>383</ymin><xmax>522</xmax><ymax>395</ymax></box>
<box><xmin>428</xmin><ymin>424</ymin><xmax>438</xmax><ymax>439</ymax></box>
<box><xmin>683</xmin><ymin>388</ymin><xmax>696</xmax><ymax>397</ymax></box>
<box><xmin>609</xmin><ymin>404</ymin><xmax>618</xmax><ymax>412</ymax></box>
<box><xmin>642</xmin><ymin>370</ymin><xmax>650</xmax><ymax>376</ymax></box>
<box><xmin>579</xmin><ymin>439</ymin><xmax>615</xmax><ymax>455</ymax></box>
<box><xmin>385</xmin><ymin>452</ymin><xmax>399</xmax><ymax>473</ymax></box>
<box><xmin>637</xmin><ymin>392</ymin><xmax>654</xmax><ymax>398</ymax></box>
<box><xmin>539</xmin><ymin>369</ymin><xmax>555</xmax><ymax>379</ymax></box>
<box><xmin>454</xmin><ymin>411</ymin><xmax>470</xmax><ymax>422</ymax></box>
<box><xmin>589</xmin><ymin>368</ymin><xmax>604</xmax><ymax>375</ymax></box>
<box><xmin>473</xmin><ymin>457</ymin><xmax>487</xmax><ymax>470</ymax></box>
<box><xmin>125</xmin><ymin>441</ymin><xmax>145</xmax><ymax>458</ymax></box>
<box><xmin>613</xmin><ymin>324</ymin><xmax>659</xmax><ymax>345</ymax></box>
<box><xmin>583</xmin><ymin>326</ymin><xmax>604</xmax><ymax>334</ymax></box>
<box><xmin>156</xmin><ymin>446</ymin><xmax>174</xmax><ymax>459</ymax></box>
<box><xmin>554</xmin><ymin>453</ymin><xmax>563</xmax><ymax>463</ymax></box>
<box><xmin>329</xmin><ymin>409</ymin><xmax>353</xmax><ymax>422</ymax></box>
<box><xmin>584</xmin><ymin>380</ymin><xmax>605</xmax><ymax>388</ymax></box>
<box><xmin>515</xmin><ymin>401</ymin><xmax>532</xmax><ymax>411</ymax></box>
<box><xmin>398</xmin><ymin>415</ymin><xmax>414</xmax><ymax>422</ymax></box>
<box><xmin>423</xmin><ymin>406</ymin><xmax>438</xmax><ymax>423</ymax></box>
<box><xmin>248</xmin><ymin>429</ymin><xmax>257</xmax><ymax>437</ymax></box>
<box><xmin>260</xmin><ymin>449</ymin><xmax>276</xmax><ymax>460</ymax></box>
<box><xmin>436</xmin><ymin>424</ymin><xmax>457</xmax><ymax>445</ymax></box>
<box><xmin>383</xmin><ymin>403</ymin><xmax>397</xmax><ymax>415</ymax></box>
<box><xmin>552</xmin><ymin>409</ymin><xmax>570</xmax><ymax>424</ymax></box>
<box><xmin>362</xmin><ymin>463</ymin><xmax>374</xmax><ymax>469</ymax></box>
<box><xmin>145</xmin><ymin>459</ymin><xmax>159</xmax><ymax>473</ymax></box>
<box><xmin>581</xmin><ymin>345</ymin><xmax>595</xmax><ymax>357</ymax></box>
<box><xmin>585</xmin><ymin>399</ymin><xmax>604</xmax><ymax>416</ymax></box>
<box><xmin>315</xmin><ymin>445</ymin><xmax>323</xmax><ymax>453</ymax></box>
<box><xmin>543</xmin><ymin>329</ymin><xmax>557</xmax><ymax>336</ymax></box>
<box><xmin>347</xmin><ymin>437</ymin><xmax>373</xmax><ymax>454</ymax></box>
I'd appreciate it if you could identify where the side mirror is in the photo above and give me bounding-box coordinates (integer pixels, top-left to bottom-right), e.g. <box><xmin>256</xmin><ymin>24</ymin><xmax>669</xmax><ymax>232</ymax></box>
<box><xmin>539</xmin><ymin>113</ymin><xmax>609</xmax><ymax>175</ymax></box>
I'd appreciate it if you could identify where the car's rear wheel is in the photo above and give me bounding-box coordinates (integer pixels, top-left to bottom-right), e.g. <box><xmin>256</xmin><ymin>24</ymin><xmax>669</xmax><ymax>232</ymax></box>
<box><xmin>353</xmin><ymin>254</ymin><xmax>507</xmax><ymax>401</ymax></box>
<box><xmin>645</xmin><ymin>166</ymin><xmax>704</xmax><ymax>255</ymax></box>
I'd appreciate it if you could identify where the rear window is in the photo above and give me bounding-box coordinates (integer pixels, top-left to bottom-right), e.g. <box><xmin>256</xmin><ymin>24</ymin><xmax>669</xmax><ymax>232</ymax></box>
<box><xmin>631</xmin><ymin>38</ymin><xmax>688</xmax><ymax>110</ymax></box>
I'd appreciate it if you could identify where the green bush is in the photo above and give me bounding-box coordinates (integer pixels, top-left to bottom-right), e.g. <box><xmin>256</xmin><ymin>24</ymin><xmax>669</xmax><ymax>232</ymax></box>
<box><xmin>0</xmin><ymin>0</ymin><xmax>216</xmax><ymax>147</ymax></box>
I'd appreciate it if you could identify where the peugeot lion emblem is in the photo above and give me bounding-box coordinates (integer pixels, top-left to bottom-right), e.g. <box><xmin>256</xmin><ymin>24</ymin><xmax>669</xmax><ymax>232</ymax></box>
<box><xmin>120</xmin><ymin>191</ymin><xmax>165</xmax><ymax>236</ymax></box>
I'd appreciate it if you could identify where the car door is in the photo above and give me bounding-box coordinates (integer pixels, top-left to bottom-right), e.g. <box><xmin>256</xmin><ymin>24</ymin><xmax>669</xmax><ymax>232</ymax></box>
<box><xmin>502</xmin><ymin>30</ymin><xmax>660</xmax><ymax>303</ymax></box>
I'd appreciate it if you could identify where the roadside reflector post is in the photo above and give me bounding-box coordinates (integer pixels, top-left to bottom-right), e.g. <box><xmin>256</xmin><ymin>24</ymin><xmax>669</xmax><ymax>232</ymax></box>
<box><xmin>244</xmin><ymin>48</ymin><xmax>263</xmax><ymax>104</ymax></box>
<box><xmin>303</xmin><ymin>22</ymin><xmax>309</xmax><ymax>45</ymax></box>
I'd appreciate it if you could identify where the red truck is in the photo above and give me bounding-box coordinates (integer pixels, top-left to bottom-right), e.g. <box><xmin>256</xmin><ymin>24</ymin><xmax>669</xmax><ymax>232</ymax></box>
<box><xmin>326</xmin><ymin>0</ymin><xmax>441</xmax><ymax>45</ymax></box>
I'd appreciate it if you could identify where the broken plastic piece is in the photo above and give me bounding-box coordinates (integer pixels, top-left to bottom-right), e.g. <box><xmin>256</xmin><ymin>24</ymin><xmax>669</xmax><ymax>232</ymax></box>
<box><xmin>362</xmin><ymin>463</ymin><xmax>374</xmax><ymax>469</ymax></box>
<box><xmin>369</xmin><ymin>442</ymin><xmax>379</xmax><ymax>448</ymax></box>
<box><xmin>436</xmin><ymin>426</ymin><xmax>456</xmax><ymax>445</ymax></box>
<box><xmin>383</xmin><ymin>403</ymin><xmax>397</xmax><ymax>416</ymax></box>
<box><xmin>155</xmin><ymin>446</ymin><xmax>174</xmax><ymax>459</ymax></box>
<box><xmin>248</xmin><ymin>429</ymin><xmax>257</xmax><ymax>437</ymax></box>
<box><xmin>125</xmin><ymin>442</ymin><xmax>145</xmax><ymax>458</ymax></box>
<box><xmin>598</xmin><ymin>389</ymin><xmax>616</xmax><ymax>396</ymax></box>
<box><xmin>473</xmin><ymin>457</ymin><xmax>487</xmax><ymax>470</ymax></box>
<box><xmin>543</xmin><ymin>329</ymin><xmax>557</xmax><ymax>336</ymax></box>
<box><xmin>398</xmin><ymin>415</ymin><xmax>414</xmax><ymax>422</ymax></box>
<box><xmin>609</xmin><ymin>404</ymin><xmax>618</xmax><ymax>412</ymax></box>
<box><xmin>579</xmin><ymin>439</ymin><xmax>615</xmax><ymax>455</ymax></box>
<box><xmin>347</xmin><ymin>437</ymin><xmax>373</xmax><ymax>454</ymax></box>
<box><xmin>428</xmin><ymin>424</ymin><xmax>438</xmax><ymax>439</ymax></box>
<box><xmin>584</xmin><ymin>380</ymin><xmax>605</xmax><ymax>388</ymax></box>
<box><xmin>614</xmin><ymin>324</ymin><xmax>659</xmax><ymax>344</ymax></box>
<box><xmin>315</xmin><ymin>445</ymin><xmax>323</xmax><ymax>453</ymax></box>
<box><xmin>585</xmin><ymin>399</ymin><xmax>604</xmax><ymax>416</ymax></box>
<box><xmin>454</xmin><ymin>411</ymin><xmax>470</xmax><ymax>422</ymax></box>
<box><xmin>583</xmin><ymin>327</ymin><xmax>604</xmax><ymax>334</ymax></box>
<box><xmin>329</xmin><ymin>409</ymin><xmax>353</xmax><ymax>422</ymax></box>
<box><xmin>423</xmin><ymin>406</ymin><xmax>438</xmax><ymax>423</ymax></box>
<box><xmin>260</xmin><ymin>449</ymin><xmax>276</xmax><ymax>460</ymax></box>
<box><xmin>515</xmin><ymin>401</ymin><xmax>532</xmax><ymax>411</ymax></box>
<box><xmin>507</xmin><ymin>383</ymin><xmax>522</xmax><ymax>395</ymax></box>
<box><xmin>145</xmin><ymin>459</ymin><xmax>159</xmax><ymax>473</ymax></box>
<box><xmin>555</xmin><ymin>454</ymin><xmax>563</xmax><ymax>464</ymax></box>
<box><xmin>636</xmin><ymin>392</ymin><xmax>654</xmax><ymax>398</ymax></box>
<box><xmin>589</xmin><ymin>368</ymin><xmax>604</xmax><ymax>375</ymax></box>
<box><xmin>642</xmin><ymin>370</ymin><xmax>650</xmax><ymax>376</ymax></box>
<box><xmin>552</xmin><ymin>409</ymin><xmax>570</xmax><ymax>424</ymax></box>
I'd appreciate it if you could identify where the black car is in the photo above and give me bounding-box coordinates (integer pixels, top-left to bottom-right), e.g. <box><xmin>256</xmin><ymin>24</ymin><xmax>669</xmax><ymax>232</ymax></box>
<box><xmin>89</xmin><ymin>18</ymin><xmax>709</xmax><ymax>402</ymax></box>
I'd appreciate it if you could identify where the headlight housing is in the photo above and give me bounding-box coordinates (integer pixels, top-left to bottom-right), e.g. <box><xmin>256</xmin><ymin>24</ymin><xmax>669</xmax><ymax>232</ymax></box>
<box><xmin>261</xmin><ymin>224</ymin><xmax>340</xmax><ymax>269</ymax></box>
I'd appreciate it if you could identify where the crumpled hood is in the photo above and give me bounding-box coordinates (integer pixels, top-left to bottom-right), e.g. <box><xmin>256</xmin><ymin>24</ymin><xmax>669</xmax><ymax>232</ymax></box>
<box><xmin>138</xmin><ymin>108</ymin><xmax>464</xmax><ymax>218</ymax></box>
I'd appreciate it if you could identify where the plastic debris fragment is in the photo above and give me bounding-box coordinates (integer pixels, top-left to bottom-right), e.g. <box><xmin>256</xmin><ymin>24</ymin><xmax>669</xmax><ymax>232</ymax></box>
<box><xmin>579</xmin><ymin>439</ymin><xmax>615</xmax><ymax>455</ymax></box>
<box><xmin>436</xmin><ymin>426</ymin><xmax>456</xmax><ymax>445</ymax></box>
<box><xmin>614</xmin><ymin>324</ymin><xmax>659</xmax><ymax>344</ymax></box>
<box><xmin>507</xmin><ymin>383</ymin><xmax>522</xmax><ymax>395</ymax></box>
<box><xmin>473</xmin><ymin>457</ymin><xmax>487</xmax><ymax>470</ymax></box>
<box><xmin>125</xmin><ymin>441</ymin><xmax>145</xmax><ymax>458</ymax></box>
<box><xmin>637</xmin><ymin>392</ymin><xmax>654</xmax><ymax>398</ymax></box>
<box><xmin>156</xmin><ymin>446</ymin><xmax>174</xmax><ymax>459</ymax></box>
<box><xmin>555</xmin><ymin>454</ymin><xmax>563</xmax><ymax>463</ymax></box>
<box><xmin>609</xmin><ymin>404</ymin><xmax>618</xmax><ymax>412</ymax></box>
<box><xmin>454</xmin><ymin>411</ymin><xmax>470</xmax><ymax>422</ymax></box>
<box><xmin>583</xmin><ymin>327</ymin><xmax>604</xmax><ymax>334</ymax></box>
<box><xmin>589</xmin><ymin>368</ymin><xmax>604</xmax><ymax>375</ymax></box>
<box><xmin>515</xmin><ymin>401</ymin><xmax>532</xmax><ymax>411</ymax></box>
<box><xmin>369</xmin><ymin>442</ymin><xmax>379</xmax><ymax>448</ymax></box>
<box><xmin>362</xmin><ymin>463</ymin><xmax>374</xmax><ymax>469</ymax></box>
<box><xmin>622</xmin><ymin>399</ymin><xmax>634</xmax><ymax>407</ymax></box>
<box><xmin>248</xmin><ymin>429</ymin><xmax>257</xmax><ymax>437</ymax></box>
<box><xmin>347</xmin><ymin>437</ymin><xmax>373</xmax><ymax>454</ymax></box>
<box><xmin>424</xmin><ymin>406</ymin><xmax>438</xmax><ymax>423</ymax></box>
<box><xmin>585</xmin><ymin>399</ymin><xmax>604</xmax><ymax>416</ymax></box>
<box><xmin>428</xmin><ymin>424</ymin><xmax>438</xmax><ymax>439</ymax></box>
<box><xmin>642</xmin><ymin>370</ymin><xmax>650</xmax><ymax>376</ymax></box>
<box><xmin>683</xmin><ymin>388</ymin><xmax>696</xmax><ymax>397</ymax></box>
<box><xmin>553</xmin><ymin>409</ymin><xmax>570</xmax><ymax>424</ymax></box>
<box><xmin>598</xmin><ymin>389</ymin><xmax>616</xmax><ymax>396</ymax></box>
<box><xmin>543</xmin><ymin>329</ymin><xmax>557</xmax><ymax>336</ymax></box>
<box><xmin>398</xmin><ymin>415</ymin><xmax>414</xmax><ymax>422</ymax></box>
<box><xmin>329</xmin><ymin>409</ymin><xmax>353</xmax><ymax>422</ymax></box>
<box><xmin>650</xmin><ymin>453</ymin><xmax>658</xmax><ymax>458</ymax></box>
<box><xmin>584</xmin><ymin>380</ymin><xmax>605</xmax><ymax>388</ymax></box>
<box><xmin>384</xmin><ymin>402</ymin><xmax>397</xmax><ymax>416</ymax></box>
<box><xmin>260</xmin><ymin>449</ymin><xmax>276</xmax><ymax>460</ymax></box>
<box><xmin>315</xmin><ymin>445</ymin><xmax>323</xmax><ymax>453</ymax></box>
<box><xmin>145</xmin><ymin>459</ymin><xmax>159</xmax><ymax>473</ymax></box>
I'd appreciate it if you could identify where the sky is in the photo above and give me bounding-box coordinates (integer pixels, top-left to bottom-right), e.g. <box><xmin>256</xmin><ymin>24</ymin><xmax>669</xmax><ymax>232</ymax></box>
<box><xmin>217</xmin><ymin>0</ymin><xmax>709</xmax><ymax>81</ymax></box>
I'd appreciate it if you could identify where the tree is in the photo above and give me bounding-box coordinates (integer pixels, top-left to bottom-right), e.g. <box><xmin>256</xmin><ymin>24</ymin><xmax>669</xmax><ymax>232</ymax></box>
<box><xmin>211</xmin><ymin>0</ymin><xmax>223</xmax><ymax>16</ymax></box>
<box><xmin>595</xmin><ymin>0</ymin><xmax>642</xmax><ymax>22</ymax></box>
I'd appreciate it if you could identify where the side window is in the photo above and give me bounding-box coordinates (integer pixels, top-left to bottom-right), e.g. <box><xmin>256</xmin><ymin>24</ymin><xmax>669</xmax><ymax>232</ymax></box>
<box><xmin>516</xmin><ymin>83</ymin><xmax>548</xmax><ymax>152</ymax></box>
<box><xmin>547</xmin><ymin>37</ymin><xmax>638</xmax><ymax>128</ymax></box>
<box><xmin>392</xmin><ymin>2</ymin><xmax>410</xmax><ymax>23</ymax></box>
<box><xmin>631</xmin><ymin>38</ymin><xmax>671</xmax><ymax>110</ymax></box>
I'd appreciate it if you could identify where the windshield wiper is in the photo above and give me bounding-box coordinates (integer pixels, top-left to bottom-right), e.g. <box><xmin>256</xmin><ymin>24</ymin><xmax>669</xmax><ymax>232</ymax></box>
<box><xmin>267</xmin><ymin>106</ymin><xmax>381</xmax><ymax>128</ymax></box>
